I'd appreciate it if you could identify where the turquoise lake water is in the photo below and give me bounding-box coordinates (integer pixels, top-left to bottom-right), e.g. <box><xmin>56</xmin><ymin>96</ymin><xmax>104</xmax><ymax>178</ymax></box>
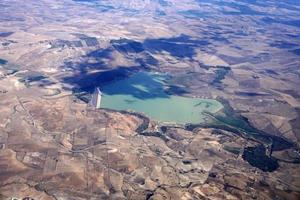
<box><xmin>101</xmin><ymin>72</ymin><xmax>223</xmax><ymax>124</ymax></box>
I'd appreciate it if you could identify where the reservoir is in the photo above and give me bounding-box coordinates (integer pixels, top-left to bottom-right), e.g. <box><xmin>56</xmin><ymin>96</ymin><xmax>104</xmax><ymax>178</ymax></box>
<box><xmin>100</xmin><ymin>72</ymin><xmax>223</xmax><ymax>124</ymax></box>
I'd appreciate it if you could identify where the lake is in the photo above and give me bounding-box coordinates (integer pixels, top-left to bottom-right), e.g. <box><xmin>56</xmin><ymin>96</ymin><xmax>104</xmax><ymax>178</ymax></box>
<box><xmin>100</xmin><ymin>72</ymin><xmax>223</xmax><ymax>124</ymax></box>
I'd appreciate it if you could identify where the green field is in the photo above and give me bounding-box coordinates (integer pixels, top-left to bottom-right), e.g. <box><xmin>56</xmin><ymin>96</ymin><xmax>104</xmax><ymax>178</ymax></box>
<box><xmin>101</xmin><ymin>72</ymin><xmax>223</xmax><ymax>124</ymax></box>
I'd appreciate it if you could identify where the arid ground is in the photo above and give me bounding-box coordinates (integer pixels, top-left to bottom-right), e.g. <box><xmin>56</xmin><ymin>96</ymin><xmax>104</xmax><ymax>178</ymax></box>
<box><xmin>0</xmin><ymin>0</ymin><xmax>300</xmax><ymax>199</ymax></box>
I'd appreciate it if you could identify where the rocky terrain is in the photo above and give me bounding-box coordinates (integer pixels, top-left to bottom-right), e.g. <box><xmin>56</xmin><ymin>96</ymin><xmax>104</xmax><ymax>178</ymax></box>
<box><xmin>0</xmin><ymin>0</ymin><xmax>300</xmax><ymax>199</ymax></box>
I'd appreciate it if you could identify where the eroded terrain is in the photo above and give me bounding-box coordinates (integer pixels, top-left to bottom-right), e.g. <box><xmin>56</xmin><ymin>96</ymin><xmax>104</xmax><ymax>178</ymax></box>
<box><xmin>0</xmin><ymin>0</ymin><xmax>300</xmax><ymax>199</ymax></box>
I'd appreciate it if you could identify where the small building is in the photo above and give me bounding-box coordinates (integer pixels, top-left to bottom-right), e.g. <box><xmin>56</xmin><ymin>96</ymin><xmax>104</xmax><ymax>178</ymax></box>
<box><xmin>90</xmin><ymin>87</ymin><xmax>102</xmax><ymax>109</ymax></box>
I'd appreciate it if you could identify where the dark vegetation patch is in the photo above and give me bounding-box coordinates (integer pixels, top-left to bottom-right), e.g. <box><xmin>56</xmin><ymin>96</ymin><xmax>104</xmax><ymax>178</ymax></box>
<box><xmin>19</xmin><ymin>75</ymin><xmax>46</xmax><ymax>83</ymax></box>
<box><xmin>18</xmin><ymin>72</ymin><xmax>48</xmax><ymax>87</ymax></box>
<box><xmin>223</xmin><ymin>146</ymin><xmax>240</xmax><ymax>155</ymax></box>
<box><xmin>0</xmin><ymin>58</ymin><xmax>8</xmax><ymax>65</ymax></box>
<box><xmin>73</xmin><ymin>34</ymin><xmax>99</xmax><ymax>47</ymax></box>
<box><xmin>0</xmin><ymin>32</ymin><xmax>14</xmax><ymax>37</ymax></box>
<box><xmin>1</xmin><ymin>40</ymin><xmax>17</xmax><ymax>47</ymax></box>
<box><xmin>264</xmin><ymin>69</ymin><xmax>279</xmax><ymax>76</ymax></box>
<box><xmin>242</xmin><ymin>145</ymin><xmax>279</xmax><ymax>172</ymax></box>
<box><xmin>2</xmin><ymin>69</ymin><xmax>18</xmax><ymax>76</ymax></box>
<box><xmin>212</xmin><ymin>66</ymin><xmax>231</xmax><ymax>86</ymax></box>
<box><xmin>234</xmin><ymin>91</ymin><xmax>270</xmax><ymax>97</ymax></box>
<box><xmin>50</xmin><ymin>39</ymin><xmax>83</xmax><ymax>48</ymax></box>
<box><xmin>182</xmin><ymin>160</ymin><xmax>192</xmax><ymax>165</ymax></box>
<box><xmin>199</xmin><ymin>64</ymin><xmax>210</xmax><ymax>70</ymax></box>
<box><xmin>139</xmin><ymin>131</ymin><xmax>169</xmax><ymax>142</ymax></box>
<box><xmin>84</xmin><ymin>37</ymin><xmax>99</xmax><ymax>47</ymax></box>
<box><xmin>37</xmin><ymin>79</ymin><xmax>56</xmax><ymax>87</ymax></box>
